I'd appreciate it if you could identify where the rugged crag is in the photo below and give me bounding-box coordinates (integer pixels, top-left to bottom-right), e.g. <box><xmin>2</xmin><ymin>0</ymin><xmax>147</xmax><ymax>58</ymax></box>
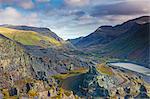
<box><xmin>0</xmin><ymin>26</ymin><xmax>96</xmax><ymax>98</ymax></box>
<box><xmin>0</xmin><ymin>27</ymin><xmax>91</xmax><ymax>98</ymax></box>
<box><xmin>77</xmin><ymin>66</ymin><xmax>109</xmax><ymax>98</ymax></box>
<box><xmin>62</xmin><ymin>66</ymin><xmax>118</xmax><ymax>98</ymax></box>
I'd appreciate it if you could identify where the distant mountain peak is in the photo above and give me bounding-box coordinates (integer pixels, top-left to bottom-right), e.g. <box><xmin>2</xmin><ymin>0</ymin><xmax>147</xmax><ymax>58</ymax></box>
<box><xmin>133</xmin><ymin>16</ymin><xmax>150</xmax><ymax>22</ymax></box>
<box><xmin>115</xmin><ymin>16</ymin><xmax>150</xmax><ymax>29</ymax></box>
<box><xmin>95</xmin><ymin>25</ymin><xmax>113</xmax><ymax>32</ymax></box>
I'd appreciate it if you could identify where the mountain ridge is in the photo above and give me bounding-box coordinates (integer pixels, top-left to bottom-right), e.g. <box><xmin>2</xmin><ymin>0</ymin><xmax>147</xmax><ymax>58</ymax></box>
<box><xmin>0</xmin><ymin>24</ymin><xmax>63</xmax><ymax>42</ymax></box>
<box><xmin>68</xmin><ymin>16</ymin><xmax>150</xmax><ymax>48</ymax></box>
<box><xmin>68</xmin><ymin>16</ymin><xmax>150</xmax><ymax>67</ymax></box>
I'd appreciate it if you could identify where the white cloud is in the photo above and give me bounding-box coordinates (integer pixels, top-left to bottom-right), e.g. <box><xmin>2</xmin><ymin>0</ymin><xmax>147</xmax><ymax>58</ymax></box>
<box><xmin>0</xmin><ymin>7</ymin><xmax>39</xmax><ymax>26</ymax></box>
<box><xmin>0</xmin><ymin>0</ymin><xmax>149</xmax><ymax>40</ymax></box>
<box><xmin>65</xmin><ymin>0</ymin><xmax>90</xmax><ymax>6</ymax></box>
<box><xmin>4</xmin><ymin>7</ymin><xmax>20</xmax><ymax>17</ymax></box>
<box><xmin>19</xmin><ymin>0</ymin><xmax>34</xmax><ymax>9</ymax></box>
<box><xmin>0</xmin><ymin>0</ymin><xmax>34</xmax><ymax>9</ymax></box>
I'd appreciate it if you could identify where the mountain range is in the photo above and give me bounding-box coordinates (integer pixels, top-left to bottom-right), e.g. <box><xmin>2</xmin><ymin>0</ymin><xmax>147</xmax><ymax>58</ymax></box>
<box><xmin>0</xmin><ymin>16</ymin><xmax>150</xmax><ymax>98</ymax></box>
<box><xmin>68</xmin><ymin>16</ymin><xmax>150</xmax><ymax>67</ymax></box>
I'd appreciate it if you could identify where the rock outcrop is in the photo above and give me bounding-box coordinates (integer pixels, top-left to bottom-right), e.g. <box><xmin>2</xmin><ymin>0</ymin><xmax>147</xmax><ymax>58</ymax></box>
<box><xmin>78</xmin><ymin>66</ymin><xmax>109</xmax><ymax>98</ymax></box>
<box><xmin>0</xmin><ymin>28</ymin><xmax>95</xmax><ymax>98</ymax></box>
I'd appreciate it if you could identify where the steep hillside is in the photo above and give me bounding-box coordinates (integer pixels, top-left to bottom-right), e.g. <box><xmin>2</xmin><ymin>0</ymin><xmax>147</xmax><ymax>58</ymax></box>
<box><xmin>0</xmin><ymin>27</ymin><xmax>62</xmax><ymax>47</ymax></box>
<box><xmin>0</xmin><ymin>26</ymin><xmax>96</xmax><ymax>75</ymax></box>
<box><xmin>68</xmin><ymin>25</ymin><xmax>119</xmax><ymax>48</ymax></box>
<box><xmin>69</xmin><ymin>16</ymin><xmax>150</xmax><ymax>49</ymax></box>
<box><xmin>1</xmin><ymin>25</ymin><xmax>63</xmax><ymax>41</ymax></box>
<box><xmin>0</xmin><ymin>27</ymin><xmax>91</xmax><ymax>78</ymax></box>
<box><xmin>0</xmin><ymin>24</ymin><xmax>97</xmax><ymax>86</ymax></box>
<box><xmin>0</xmin><ymin>34</ymin><xmax>35</xmax><ymax>89</ymax></box>
<box><xmin>68</xmin><ymin>16</ymin><xmax>150</xmax><ymax>66</ymax></box>
<box><xmin>68</xmin><ymin>37</ymin><xmax>84</xmax><ymax>45</ymax></box>
<box><xmin>0</xmin><ymin>34</ymin><xmax>81</xmax><ymax>98</ymax></box>
<box><xmin>100</xmin><ymin>23</ymin><xmax>150</xmax><ymax>67</ymax></box>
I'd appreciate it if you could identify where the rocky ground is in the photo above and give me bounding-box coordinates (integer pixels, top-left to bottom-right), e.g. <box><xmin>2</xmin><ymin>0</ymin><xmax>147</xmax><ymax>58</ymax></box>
<box><xmin>0</xmin><ymin>23</ymin><xmax>149</xmax><ymax>99</ymax></box>
<box><xmin>0</xmin><ymin>28</ymin><xmax>94</xmax><ymax>98</ymax></box>
<box><xmin>61</xmin><ymin>64</ymin><xmax>150</xmax><ymax>99</ymax></box>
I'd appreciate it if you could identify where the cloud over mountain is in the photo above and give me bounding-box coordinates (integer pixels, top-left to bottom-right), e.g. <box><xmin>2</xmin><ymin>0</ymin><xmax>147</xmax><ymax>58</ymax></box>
<box><xmin>0</xmin><ymin>0</ymin><xmax>149</xmax><ymax>39</ymax></box>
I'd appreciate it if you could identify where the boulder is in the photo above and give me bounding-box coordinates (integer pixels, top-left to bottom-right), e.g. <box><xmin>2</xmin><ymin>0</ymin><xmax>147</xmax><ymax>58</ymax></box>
<box><xmin>9</xmin><ymin>87</ymin><xmax>18</xmax><ymax>96</ymax></box>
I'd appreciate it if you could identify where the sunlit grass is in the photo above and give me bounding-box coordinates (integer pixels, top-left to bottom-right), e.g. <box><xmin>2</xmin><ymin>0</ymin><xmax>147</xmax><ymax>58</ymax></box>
<box><xmin>0</xmin><ymin>27</ymin><xmax>62</xmax><ymax>47</ymax></box>
<box><xmin>97</xmin><ymin>63</ymin><xmax>114</xmax><ymax>75</ymax></box>
<box><xmin>52</xmin><ymin>67</ymin><xmax>87</xmax><ymax>80</ymax></box>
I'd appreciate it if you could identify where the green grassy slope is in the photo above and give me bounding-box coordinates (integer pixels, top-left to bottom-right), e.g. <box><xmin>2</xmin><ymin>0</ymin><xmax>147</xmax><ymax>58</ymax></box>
<box><xmin>0</xmin><ymin>27</ymin><xmax>62</xmax><ymax>47</ymax></box>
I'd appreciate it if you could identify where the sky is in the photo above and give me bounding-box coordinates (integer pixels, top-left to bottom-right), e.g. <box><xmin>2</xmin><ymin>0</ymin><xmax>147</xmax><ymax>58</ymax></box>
<box><xmin>0</xmin><ymin>0</ymin><xmax>150</xmax><ymax>40</ymax></box>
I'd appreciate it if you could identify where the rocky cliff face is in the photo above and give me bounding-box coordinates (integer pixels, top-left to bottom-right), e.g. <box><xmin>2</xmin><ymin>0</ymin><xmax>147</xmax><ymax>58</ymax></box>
<box><xmin>78</xmin><ymin>66</ymin><xmax>110</xmax><ymax>98</ymax></box>
<box><xmin>0</xmin><ymin>34</ymin><xmax>35</xmax><ymax>88</ymax></box>
<box><xmin>62</xmin><ymin>66</ymin><xmax>118</xmax><ymax>98</ymax></box>
<box><xmin>0</xmin><ymin>29</ymin><xmax>96</xmax><ymax>88</ymax></box>
<box><xmin>0</xmin><ymin>33</ymin><xmax>83</xmax><ymax>98</ymax></box>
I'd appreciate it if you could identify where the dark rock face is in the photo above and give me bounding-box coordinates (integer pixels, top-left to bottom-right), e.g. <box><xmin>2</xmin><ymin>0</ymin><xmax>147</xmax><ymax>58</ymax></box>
<box><xmin>48</xmin><ymin>91</ymin><xmax>51</xmax><ymax>97</ymax></box>
<box><xmin>37</xmin><ymin>71</ymin><xmax>47</xmax><ymax>81</ymax></box>
<box><xmin>135</xmin><ymin>85</ymin><xmax>150</xmax><ymax>99</ymax></box>
<box><xmin>135</xmin><ymin>93</ymin><xmax>149</xmax><ymax>99</ymax></box>
<box><xmin>124</xmin><ymin>87</ymin><xmax>130</xmax><ymax>94</ymax></box>
<box><xmin>62</xmin><ymin>66</ymin><xmax>111</xmax><ymax>98</ymax></box>
<box><xmin>125</xmin><ymin>95</ymin><xmax>132</xmax><ymax>99</ymax></box>
<box><xmin>9</xmin><ymin>87</ymin><xmax>18</xmax><ymax>96</ymax></box>
<box><xmin>78</xmin><ymin>66</ymin><xmax>109</xmax><ymax>98</ymax></box>
<box><xmin>88</xmin><ymin>66</ymin><xmax>99</xmax><ymax>75</ymax></box>
<box><xmin>25</xmin><ymin>83</ymin><xmax>33</xmax><ymax>93</ymax></box>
